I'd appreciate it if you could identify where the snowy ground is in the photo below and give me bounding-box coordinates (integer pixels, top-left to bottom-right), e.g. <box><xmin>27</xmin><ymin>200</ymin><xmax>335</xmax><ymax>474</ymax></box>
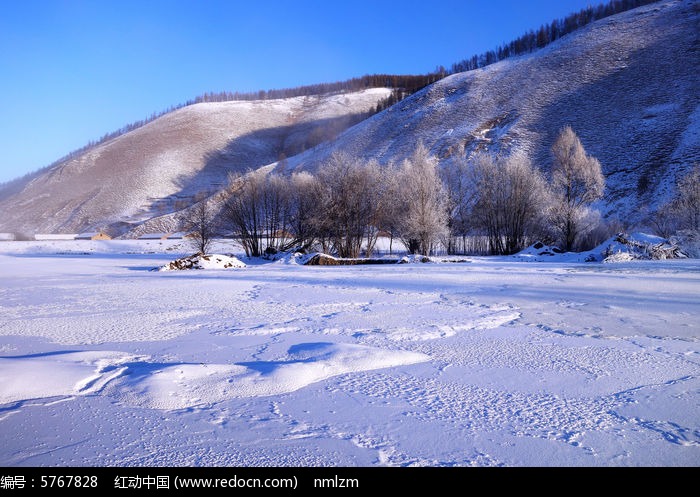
<box><xmin>0</xmin><ymin>240</ymin><xmax>698</xmax><ymax>467</ymax></box>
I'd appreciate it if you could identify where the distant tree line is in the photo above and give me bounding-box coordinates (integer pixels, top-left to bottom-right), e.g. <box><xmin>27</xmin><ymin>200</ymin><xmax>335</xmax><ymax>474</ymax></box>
<box><xmin>190</xmin><ymin>127</ymin><xmax>607</xmax><ymax>257</ymax></box>
<box><xmin>34</xmin><ymin>75</ymin><xmax>436</xmax><ymax>180</ymax></box>
<box><xmin>190</xmin><ymin>0</ymin><xmax>661</xmax><ymax>104</ymax></box>
<box><xmin>448</xmin><ymin>0</ymin><xmax>659</xmax><ymax>73</ymax></box>
<box><xmin>38</xmin><ymin>105</ymin><xmax>185</xmax><ymax>174</ymax></box>
<box><xmin>189</xmin><ymin>74</ymin><xmax>441</xmax><ymax>105</ymax></box>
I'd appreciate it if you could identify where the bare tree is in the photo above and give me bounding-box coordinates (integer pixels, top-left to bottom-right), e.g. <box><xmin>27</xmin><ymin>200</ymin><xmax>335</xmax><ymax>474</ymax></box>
<box><xmin>549</xmin><ymin>126</ymin><xmax>605</xmax><ymax>251</ymax></box>
<box><xmin>395</xmin><ymin>143</ymin><xmax>449</xmax><ymax>255</ymax></box>
<box><xmin>222</xmin><ymin>171</ymin><xmax>298</xmax><ymax>257</ymax></box>
<box><xmin>649</xmin><ymin>203</ymin><xmax>677</xmax><ymax>238</ymax></box>
<box><xmin>468</xmin><ymin>152</ymin><xmax>550</xmax><ymax>255</ymax></box>
<box><xmin>180</xmin><ymin>200</ymin><xmax>219</xmax><ymax>254</ymax></box>
<box><xmin>259</xmin><ymin>174</ymin><xmax>294</xmax><ymax>254</ymax></box>
<box><xmin>222</xmin><ymin>171</ymin><xmax>265</xmax><ymax>257</ymax></box>
<box><xmin>288</xmin><ymin>171</ymin><xmax>320</xmax><ymax>251</ymax></box>
<box><xmin>313</xmin><ymin>152</ymin><xmax>385</xmax><ymax>258</ymax></box>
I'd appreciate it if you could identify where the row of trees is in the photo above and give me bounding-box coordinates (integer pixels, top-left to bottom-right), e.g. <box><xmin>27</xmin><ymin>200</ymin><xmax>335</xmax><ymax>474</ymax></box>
<box><xmin>189</xmin><ymin>74</ymin><xmax>441</xmax><ymax>105</ymax></box>
<box><xmin>210</xmin><ymin>145</ymin><xmax>448</xmax><ymax>258</ymax></box>
<box><xmin>443</xmin><ymin>126</ymin><xmax>604</xmax><ymax>254</ymax></box>
<box><xmin>184</xmin><ymin>127</ymin><xmax>606</xmax><ymax>257</ymax></box>
<box><xmin>449</xmin><ymin>0</ymin><xmax>659</xmax><ymax>73</ymax></box>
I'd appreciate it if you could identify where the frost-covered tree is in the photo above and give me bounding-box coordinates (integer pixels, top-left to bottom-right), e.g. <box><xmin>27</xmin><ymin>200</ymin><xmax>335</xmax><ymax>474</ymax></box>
<box><xmin>360</xmin><ymin>160</ymin><xmax>389</xmax><ymax>257</ymax></box>
<box><xmin>549</xmin><ymin>126</ymin><xmax>605</xmax><ymax>251</ymax></box>
<box><xmin>469</xmin><ymin>152</ymin><xmax>549</xmax><ymax>255</ymax></box>
<box><xmin>180</xmin><ymin>200</ymin><xmax>219</xmax><ymax>254</ymax></box>
<box><xmin>394</xmin><ymin>143</ymin><xmax>449</xmax><ymax>255</ymax></box>
<box><xmin>442</xmin><ymin>157</ymin><xmax>474</xmax><ymax>254</ymax></box>
<box><xmin>653</xmin><ymin>164</ymin><xmax>700</xmax><ymax>236</ymax></box>
<box><xmin>378</xmin><ymin>161</ymin><xmax>405</xmax><ymax>255</ymax></box>
<box><xmin>672</xmin><ymin>164</ymin><xmax>700</xmax><ymax>232</ymax></box>
<box><xmin>313</xmin><ymin>152</ymin><xmax>385</xmax><ymax>258</ymax></box>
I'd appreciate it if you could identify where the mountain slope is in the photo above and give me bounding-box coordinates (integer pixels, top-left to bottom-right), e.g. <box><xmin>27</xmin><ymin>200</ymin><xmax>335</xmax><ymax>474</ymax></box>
<box><xmin>280</xmin><ymin>0</ymin><xmax>699</xmax><ymax>223</ymax></box>
<box><xmin>1</xmin><ymin>0</ymin><xmax>697</xmax><ymax>237</ymax></box>
<box><xmin>0</xmin><ymin>89</ymin><xmax>390</xmax><ymax>236</ymax></box>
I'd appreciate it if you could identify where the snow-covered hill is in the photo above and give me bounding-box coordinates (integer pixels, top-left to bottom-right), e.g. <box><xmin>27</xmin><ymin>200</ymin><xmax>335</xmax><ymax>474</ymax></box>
<box><xmin>1</xmin><ymin>0</ymin><xmax>697</xmax><ymax>237</ymax></box>
<box><xmin>0</xmin><ymin>89</ymin><xmax>390</xmax><ymax>236</ymax></box>
<box><xmin>281</xmin><ymin>0</ymin><xmax>699</xmax><ymax>223</ymax></box>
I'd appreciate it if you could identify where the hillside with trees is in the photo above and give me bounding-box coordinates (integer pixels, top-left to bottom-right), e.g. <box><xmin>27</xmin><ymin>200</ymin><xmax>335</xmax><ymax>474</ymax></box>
<box><xmin>0</xmin><ymin>0</ymin><xmax>696</xmax><ymax>244</ymax></box>
<box><xmin>273</xmin><ymin>0</ymin><xmax>698</xmax><ymax>231</ymax></box>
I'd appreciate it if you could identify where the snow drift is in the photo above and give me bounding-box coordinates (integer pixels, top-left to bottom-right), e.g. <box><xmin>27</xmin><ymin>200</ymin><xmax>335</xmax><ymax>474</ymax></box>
<box><xmin>0</xmin><ymin>343</ymin><xmax>429</xmax><ymax>410</ymax></box>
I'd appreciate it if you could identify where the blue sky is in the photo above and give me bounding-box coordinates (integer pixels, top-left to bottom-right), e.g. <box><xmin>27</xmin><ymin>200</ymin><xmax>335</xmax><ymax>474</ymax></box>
<box><xmin>0</xmin><ymin>0</ymin><xmax>596</xmax><ymax>183</ymax></box>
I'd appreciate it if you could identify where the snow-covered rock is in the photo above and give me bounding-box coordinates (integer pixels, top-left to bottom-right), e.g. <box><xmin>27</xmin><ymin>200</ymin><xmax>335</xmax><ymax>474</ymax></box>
<box><xmin>514</xmin><ymin>233</ymin><xmax>687</xmax><ymax>263</ymax></box>
<box><xmin>599</xmin><ymin>233</ymin><xmax>686</xmax><ymax>262</ymax></box>
<box><xmin>398</xmin><ymin>254</ymin><xmax>433</xmax><ymax>264</ymax></box>
<box><xmin>516</xmin><ymin>242</ymin><xmax>564</xmax><ymax>258</ymax></box>
<box><xmin>158</xmin><ymin>253</ymin><xmax>246</xmax><ymax>271</ymax></box>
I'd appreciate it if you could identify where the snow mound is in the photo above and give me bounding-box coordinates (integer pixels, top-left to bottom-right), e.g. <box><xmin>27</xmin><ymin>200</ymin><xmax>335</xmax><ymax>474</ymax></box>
<box><xmin>109</xmin><ymin>342</ymin><xmax>429</xmax><ymax>410</ymax></box>
<box><xmin>272</xmin><ymin>251</ymin><xmax>317</xmax><ymax>265</ymax></box>
<box><xmin>513</xmin><ymin>242</ymin><xmax>590</xmax><ymax>262</ymax></box>
<box><xmin>0</xmin><ymin>344</ymin><xmax>428</xmax><ymax>410</ymax></box>
<box><xmin>0</xmin><ymin>351</ymin><xmax>141</xmax><ymax>404</ymax></box>
<box><xmin>158</xmin><ymin>253</ymin><xmax>246</xmax><ymax>271</ymax></box>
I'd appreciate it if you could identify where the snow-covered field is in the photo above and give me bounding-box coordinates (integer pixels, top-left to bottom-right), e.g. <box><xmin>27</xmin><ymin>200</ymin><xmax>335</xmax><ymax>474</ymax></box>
<box><xmin>1</xmin><ymin>240</ymin><xmax>698</xmax><ymax>466</ymax></box>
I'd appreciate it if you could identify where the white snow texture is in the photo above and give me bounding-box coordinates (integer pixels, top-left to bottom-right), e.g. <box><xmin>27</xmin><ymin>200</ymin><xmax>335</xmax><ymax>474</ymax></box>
<box><xmin>0</xmin><ymin>239</ymin><xmax>698</xmax><ymax>466</ymax></box>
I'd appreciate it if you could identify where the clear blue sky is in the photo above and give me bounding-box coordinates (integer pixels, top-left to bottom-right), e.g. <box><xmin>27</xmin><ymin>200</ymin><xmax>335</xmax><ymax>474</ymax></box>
<box><xmin>0</xmin><ymin>0</ymin><xmax>596</xmax><ymax>183</ymax></box>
